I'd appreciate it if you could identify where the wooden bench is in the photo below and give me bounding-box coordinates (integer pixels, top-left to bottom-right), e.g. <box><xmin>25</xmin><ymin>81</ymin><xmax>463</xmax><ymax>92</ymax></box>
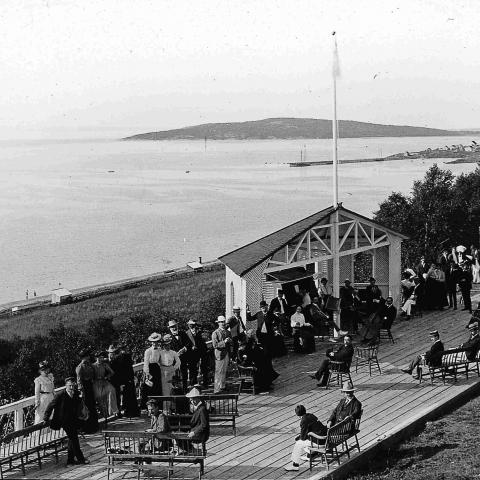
<box><xmin>420</xmin><ymin>349</ymin><xmax>469</xmax><ymax>384</ymax></box>
<box><xmin>150</xmin><ymin>387</ymin><xmax>240</xmax><ymax>436</ymax></box>
<box><xmin>103</xmin><ymin>430</ymin><xmax>206</xmax><ymax>480</ymax></box>
<box><xmin>307</xmin><ymin>413</ymin><xmax>362</xmax><ymax>471</ymax></box>
<box><xmin>0</xmin><ymin>422</ymin><xmax>67</xmax><ymax>478</ymax></box>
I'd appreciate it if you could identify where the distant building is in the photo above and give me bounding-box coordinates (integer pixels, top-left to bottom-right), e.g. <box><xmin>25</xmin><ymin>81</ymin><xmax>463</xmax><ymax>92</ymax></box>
<box><xmin>51</xmin><ymin>288</ymin><xmax>72</xmax><ymax>305</ymax></box>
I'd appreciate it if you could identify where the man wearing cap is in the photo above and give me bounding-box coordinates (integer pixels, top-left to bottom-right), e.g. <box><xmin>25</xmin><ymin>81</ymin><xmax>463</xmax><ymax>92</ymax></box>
<box><xmin>212</xmin><ymin>316</ymin><xmax>233</xmax><ymax>393</ymax></box>
<box><xmin>460</xmin><ymin>322</ymin><xmax>480</xmax><ymax>361</ymax></box>
<box><xmin>44</xmin><ymin>377</ymin><xmax>88</xmax><ymax>466</ymax></box>
<box><xmin>108</xmin><ymin>344</ymin><xmax>140</xmax><ymax>418</ymax></box>
<box><xmin>75</xmin><ymin>349</ymin><xmax>99</xmax><ymax>433</ymax></box>
<box><xmin>401</xmin><ymin>330</ymin><xmax>444</xmax><ymax>379</ymax></box>
<box><xmin>139</xmin><ymin>399</ymin><xmax>172</xmax><ymax>455</ymax></box>
<box><xmin>310</xmin><ymin>335</ymin><xmax>354</xmax><ymax>387</ymax></box>
<box><xmin>182</xmin><ymin>320</ymin><xmax>209</xmax><ymax>389</ymax></box>
<box><xmin>328</xmin><ymin>382</ymin><xmax>362</xmax><ymax>428</ymax></box>
<box><xmin>142</xmin><ymin>333</ymin><xmax>163</xmax><ymax>406</ymax></box>
<box><xmin>177</xmin><ymin>387</ymin><xmax>210</xmax><ymax>452</ymax></box>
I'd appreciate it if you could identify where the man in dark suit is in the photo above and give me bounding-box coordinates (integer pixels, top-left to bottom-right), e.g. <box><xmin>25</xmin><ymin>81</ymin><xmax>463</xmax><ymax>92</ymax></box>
<box><xmin>177</xmin><ymin>387</ymin><xmax>210</xmax><ymax>452</ymax></box>
<box><xmin>327</xmin><ymin>382</ymin><xmax>362</xmax><ymax>427</ymax></box>
<box><xmin>310</xmin><ymin>335</ymin><xmax>354</xmax><ymax>386</ymax></box>
<box><xmin>460</xmin><ymin>322</ymin><xmax>480</xmax><ymax>361</ymax></box>
<box><xmin>43</xmin><ymin>377</ymin><xmax>88</xmax><ymax>466</ymax></box>
<box><xmin>401</xmin><ymin>330</ymin><xmax>444</xmax><ymax>379</ymax></box>
<box><xmin>168</xmin><ymin>320</ymin><xmax>189</xmax><ymax>391</ymax></box>
<box><xmin>269</xmin><ymin>289</ymin><xmax>290</xmax><ymax>336</ymax></box>
<box><xmin>364</xmin><ymin>277</ymin><xmax>383</xmax><ymax>314</ymax></box>
<box><xmin>182</xmin><ymin>320</ymin><xmax>209</xmax><ymax>389</ymax></box>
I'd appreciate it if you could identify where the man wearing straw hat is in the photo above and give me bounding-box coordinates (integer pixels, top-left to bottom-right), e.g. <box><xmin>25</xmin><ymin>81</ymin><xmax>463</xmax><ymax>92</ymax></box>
<box><xmin>460</xmin><ymin>322</ymin><xmax>480</xmax><ymax>361</ymax></box>
<box><xmin>327</xmin><ymin>381</ymin><xmax>362</xmax><ymax>428</ymax></box>
<box><xmin>177</xmin><ymin>387</ymin><xmax>210</xmax><ymax>452</ymax></box>
<box><xmin>211</xmin><ymin>316</ymin><xmax>233</xmax><ymax>393</ymax></box>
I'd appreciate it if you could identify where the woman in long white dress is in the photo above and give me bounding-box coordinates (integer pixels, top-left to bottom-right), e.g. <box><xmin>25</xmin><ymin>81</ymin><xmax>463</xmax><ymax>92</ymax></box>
<box><xmin>160</xmin><ymin>334</ymin><xmax>181</xmax><ymax>411</ymax></box>
<box><xmin>34</xmin><ymin>361</ymin><xmax>55</xmax><ymax>424</ymax></box>
<box><xmin>92</xmin><ymin>351</ymin><xmax>118</xmax><ymax>419</ymax></box>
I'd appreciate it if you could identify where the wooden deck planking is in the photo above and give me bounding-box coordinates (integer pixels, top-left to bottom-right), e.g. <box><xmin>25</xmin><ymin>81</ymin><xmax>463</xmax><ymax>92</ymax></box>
<box><xmin>5</xmin><ymin>301</ymin><xmax>480</xmax><ymax>480</ymax></box>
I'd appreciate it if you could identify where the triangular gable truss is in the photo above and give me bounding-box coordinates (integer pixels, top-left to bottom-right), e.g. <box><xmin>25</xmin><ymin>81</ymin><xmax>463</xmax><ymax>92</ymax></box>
<box><xmin>265</xmin><ymin>210</ymin><xmax>393</xmax><ymax>274</ymax></box>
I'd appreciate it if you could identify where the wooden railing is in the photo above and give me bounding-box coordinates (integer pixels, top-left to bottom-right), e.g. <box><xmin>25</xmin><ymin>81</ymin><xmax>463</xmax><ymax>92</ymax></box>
<box><xmin>0</xmin><ymin>362</ymin><xmax>145</xmax><ymax>438</ymax></box>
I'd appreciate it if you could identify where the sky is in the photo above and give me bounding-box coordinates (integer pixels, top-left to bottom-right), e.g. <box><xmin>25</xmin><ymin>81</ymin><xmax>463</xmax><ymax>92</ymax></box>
<box><xmin>1</xmin><ymin>0</ymin><xmax>479</xmax><ymax>139</ymax></box>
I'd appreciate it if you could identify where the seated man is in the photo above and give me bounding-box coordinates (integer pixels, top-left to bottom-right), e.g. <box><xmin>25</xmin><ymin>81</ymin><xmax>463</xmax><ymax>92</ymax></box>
<box><xmin>360</xmin><ymin>296</ymin><xmax>397</xmax><ymax>345</ymax></box>
<box><xmin>326</xmin><ymin>381</ymin><xmax>362</xmax><ymax>428</ymax></box>
<box><xmin>291</xmin><ymin>307</ymin><xmax>315</xmax><ymax>353</ymax></box>
<box><xmin>401</xmin><ymin>330</ymin><xmax>444</xmax><ymax>379</ymax></box>
<box><xmin>284</xmin><ymin>405</ymin><xmax>327</xmax><ymax>472</ymax></box>
<box><xmin>310</xmin><ymin>335</ymin><xmax>354</xmax><ymax>386</ymax></box>
<box><xmin>460</xmin><ymin>322</ymin><xmax>480</xmax><ymax>361</ymax></box>
<box><xmin>177</xmin><ymin>387</ymin><xmax>210</xmax><ymax>452</ymax></box>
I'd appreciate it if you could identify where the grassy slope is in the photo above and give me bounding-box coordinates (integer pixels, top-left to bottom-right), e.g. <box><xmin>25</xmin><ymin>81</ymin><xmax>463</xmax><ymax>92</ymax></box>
<box><xmin>0</xmin><ymin>266</ymin><xmax>224</xmax><ymax>340</ymax></box>
<box><xmin>349</xmin><ymin>395</ymin><xmax>480</xmax><ymax>480</ymax></box>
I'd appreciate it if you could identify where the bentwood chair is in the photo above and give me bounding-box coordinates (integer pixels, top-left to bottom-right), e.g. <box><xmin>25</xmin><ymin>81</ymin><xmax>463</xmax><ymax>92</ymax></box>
<box><xmin>355</xmin><ymin>344</ymin><xmax>381</xmax><ymax>376</ymax></box>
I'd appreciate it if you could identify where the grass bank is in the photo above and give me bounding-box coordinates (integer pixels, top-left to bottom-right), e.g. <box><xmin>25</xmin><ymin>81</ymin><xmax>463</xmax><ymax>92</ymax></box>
<box><xmin>348</xmin><ymin>394</ymin><xmax>480</xmax><ymax>480</ymax></box>
<box><xmin>0</xmin><ymin>264</ymin><xmax>225</xmax><ymax>340</ymax></box>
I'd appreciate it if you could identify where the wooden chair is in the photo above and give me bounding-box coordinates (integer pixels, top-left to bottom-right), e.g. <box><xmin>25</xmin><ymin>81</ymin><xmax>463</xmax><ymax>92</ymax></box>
<box><xmin>378</xmin><ymin>315</ymin><xmax>395</xmax><ymax>344</ymax></box>
<box><xmin>355</xmin><ymin>344</ymin><xmax>381</xmax><ymax>376</ymax></box>
<box><xmin>326</xmin><ymin>361</ymin><xmax>353</xmax><ymax>389</ymax></box>
<box><xmin>237</xmin><ymin>365</ymin><xmax>256</xmax><ymax>395</ymax></box>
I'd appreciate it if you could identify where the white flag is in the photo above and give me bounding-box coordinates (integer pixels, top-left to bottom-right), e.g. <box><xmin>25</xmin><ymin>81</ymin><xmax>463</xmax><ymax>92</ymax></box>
<box><xmin>332</xmin><ymin>32</ymin><xmax>341</xmax><ymax>78</ymax></box>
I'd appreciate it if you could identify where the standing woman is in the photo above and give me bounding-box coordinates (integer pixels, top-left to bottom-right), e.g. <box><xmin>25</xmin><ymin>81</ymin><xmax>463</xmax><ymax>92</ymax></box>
<box><xmin>159</xmin><ymin>334</ymin><xmax>181</xmax><ymax>397</ymax></box>
<box><xmin>76</xmin><ymin>348</ymin><xmax>99</xmax><ymax>433</ymax></box>
<box><xmin>34</xmin><ymin>361</ymin><xmax>55</xmax><ymax>424</ymax></box>
<box><xmin>141</xmin><ymin>332</ymin><xmax>163</xmax><ymax>408</ymax></box>
<box><xmin>92</xmin><ymin>351</ymin><xmax>118</xmax><ymax>421</ymax></box>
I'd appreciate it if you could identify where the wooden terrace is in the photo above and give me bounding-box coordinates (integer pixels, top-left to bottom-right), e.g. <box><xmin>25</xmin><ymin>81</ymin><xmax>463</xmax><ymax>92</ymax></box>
<box><xmin>4</xmin><ymin>302</ymin><xmax>480</xmax><ymax>480</ymax></box>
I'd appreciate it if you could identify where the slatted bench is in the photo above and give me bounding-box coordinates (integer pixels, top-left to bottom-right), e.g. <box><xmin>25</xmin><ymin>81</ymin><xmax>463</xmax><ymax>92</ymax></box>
<box><xmin>150</xmin><ymin>387</ymin><xmax>240</xmax><ymax>436</ymax></box>
<box><xmin>420</xmin><ymin>349</ymin><xmax>469</xmax><ymax>384</ymax></box>
<box><xmin>307</xmin><ymin>413</ymin><xmax>362</xmax><ymax>471</ymax></box>
<box><xmin>0</xmin><ymin>422</ymin><xmax>67</xmax><ymax>478</ymax></box>
<box><xmin>103</xmin><ymin>430</ymin><xmax>206</xmax><ymax>480</ymax></box>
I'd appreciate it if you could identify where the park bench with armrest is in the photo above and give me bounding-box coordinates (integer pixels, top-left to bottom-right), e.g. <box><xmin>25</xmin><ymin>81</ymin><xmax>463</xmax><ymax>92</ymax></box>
<box><xmin>150</xmin><ymin>385</ymin><xmax>240</xmax><ymax>436</ymax></box>
<box><xmin>307</xmin><ymin>412</ymin><xmax>362</xmax><ymax>471</ymax></box>
<box><xmin>420</xmin><ymin>349</ymin><xmax>469</xmax><ymax>384</ymax></box>
<box><xmin>0</xmin><ymin>421</ymin><xmax>67</xmax><ymax>478</ymax></box>
<box><xmin>103</xmin><ymin>430</ymin><xmax>206</xmax><ymax>480</ymax></box>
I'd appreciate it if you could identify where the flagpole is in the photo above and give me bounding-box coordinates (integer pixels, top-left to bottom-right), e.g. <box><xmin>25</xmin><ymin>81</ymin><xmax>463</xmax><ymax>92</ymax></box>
<box><xmin>332</xmin><ymin>31</ymin><xmax>339</xmax><ymax>207</ymax></box>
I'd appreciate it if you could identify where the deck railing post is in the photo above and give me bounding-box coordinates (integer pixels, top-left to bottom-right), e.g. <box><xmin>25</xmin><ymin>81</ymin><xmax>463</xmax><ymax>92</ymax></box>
<box><xmin>14</xmin><ymin>407</ymin><xmax>24</xmax><ymax>431</ymax></box>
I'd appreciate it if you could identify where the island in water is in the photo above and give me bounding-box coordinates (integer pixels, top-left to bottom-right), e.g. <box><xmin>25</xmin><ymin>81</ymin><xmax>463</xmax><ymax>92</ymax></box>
<box><xmin>122</xmin><ymin>117</ymin><xmax>476</xmax><ymax>141</ymax></box>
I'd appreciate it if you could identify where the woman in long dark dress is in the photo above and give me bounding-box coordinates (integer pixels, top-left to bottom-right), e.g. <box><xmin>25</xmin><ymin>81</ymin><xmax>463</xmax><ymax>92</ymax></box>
<box><xmin>238</xmin><ymin>334</ymin><xmax>279</xmax><ymax>393</ymax></box>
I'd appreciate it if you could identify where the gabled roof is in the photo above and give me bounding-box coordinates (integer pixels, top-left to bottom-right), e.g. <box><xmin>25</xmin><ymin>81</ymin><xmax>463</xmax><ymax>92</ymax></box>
<box><xmin>219</xmin><ymin>206</ymin><xmax>335</xmax><ymax>276</ymax></box>
<box><xmin>218</xmin><ymin>205</ymin><xmax>408</xmax><ymax>277</ymax></box>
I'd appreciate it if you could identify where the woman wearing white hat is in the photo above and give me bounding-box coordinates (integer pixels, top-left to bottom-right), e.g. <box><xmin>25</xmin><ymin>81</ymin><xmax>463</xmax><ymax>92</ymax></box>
<box><xmin>211</xmin><ymin>316</ymin><xmax>233</xmax><ymax>393</ymax></box>
<box><xmin>141</xmin><ymin>332</ymin><xmax>163</xmax><ymax>406</ymax></box>
<box><xmin>34</xmin><ymin>361</ymin><xmax>55</xmax><ymax>424</ymax></box>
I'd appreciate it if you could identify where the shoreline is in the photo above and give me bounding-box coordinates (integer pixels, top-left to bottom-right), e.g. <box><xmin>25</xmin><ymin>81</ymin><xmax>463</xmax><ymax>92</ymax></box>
<box><xmin>0</xmin><ymin>259</ymin><xmax>222</xmax><ymax>316</ymax></box>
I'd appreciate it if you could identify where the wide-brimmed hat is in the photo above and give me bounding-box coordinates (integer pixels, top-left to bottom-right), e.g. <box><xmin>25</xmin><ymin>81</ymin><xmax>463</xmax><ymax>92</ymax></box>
<box><xmin>341</xmin><ymin>381</ymin><xmax>356</xmax><ymax>392</ymax></box>
<box><xmin>216</xmin><ymin>315</ymin><xmax>226</xmax><ymax>323</ymax></box>
<box><xmin>456</xmin><ymin>245</ymin><xmax>467</xmax><ymax>253</ymax></box>
<box><xmin>468</xmin><ymin>322</ymin><xmax>478</xmax><ymax>330</ymax></box>
<box><xmin>162</xmin><ymin>334</ymin><xmax>172</xmax><ymax>344</ymax></box>
<box><xmin>107</xmin><ymin>345</ymin><xmax>119</xmax><ymax>353</ymax></box>
<box><xmin>186</xmin><ymin>387</ymin><xmax>201</xmax><ymax>398</ymax></box>
<box><xmin>168</xmin><ymin>320</ymin><xmax>178</xmax><ymax>328</ymax></box>
<box><xmin>187</xmin><ymin>319</ymin><xmax>197</xmax><ymax>326</ymax></box>
<box><xmin>146</xmin><ymin>398</ymin><xmax>160</xmax><ymax>407</ymax></box>
<box><xmin>232</xmin><ymin>305</ymin><xmax>241</xmax><ymax>311</ymax></box>
<box><xmin>429</xmin><ymin>330</ymin><xmax>439</xmax><ymax>337</ymax></box>
<box><xmin>148</xmin><ymin>332</ymin><xmax>162</xmax><ymax>342</ymax></box>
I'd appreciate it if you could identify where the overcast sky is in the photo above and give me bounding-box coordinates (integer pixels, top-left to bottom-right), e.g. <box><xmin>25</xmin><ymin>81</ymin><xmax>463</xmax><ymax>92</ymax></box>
<box><xmin>1</xmin><ymin>0</ymin><xmax>479</xmax><ymax>139</ymax></box>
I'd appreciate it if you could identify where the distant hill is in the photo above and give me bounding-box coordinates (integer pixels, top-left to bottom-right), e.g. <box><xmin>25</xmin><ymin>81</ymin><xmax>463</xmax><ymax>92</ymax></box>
<box><xmin>123</xmin><ymin>118</ymin><xmax>469</xmax><ymax>141</ymax></box>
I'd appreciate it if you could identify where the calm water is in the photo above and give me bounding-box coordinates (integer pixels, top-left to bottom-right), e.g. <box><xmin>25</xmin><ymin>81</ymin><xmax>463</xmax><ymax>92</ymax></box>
<box><xmin>0</xmin><ymin>135</ymin><xmax>478</xmax><ymax>303</ymax></box>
